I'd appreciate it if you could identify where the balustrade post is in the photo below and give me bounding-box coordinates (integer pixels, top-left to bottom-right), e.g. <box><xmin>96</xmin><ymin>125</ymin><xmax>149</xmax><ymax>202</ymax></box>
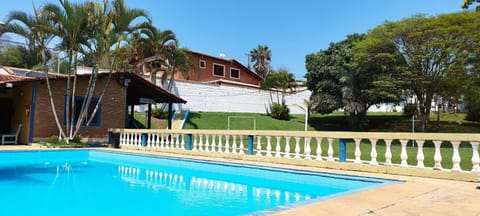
<box><xmin>141</xmin><ymin>133</ymin><xmax>147</xmax><ymax>147</ymax></box>
<box><xmin>385</xmin><ymin>139</ymin><xmax>392</xmax><ymax>166</ymax></box>
<box><xmin>471</xmin><ymin>141</ymin><xmax>480</xmax><ymax>173</ymax></box>
<box><xmin>315</xmin><ymin>137</ymin><xmax>322</xmax><ymax>161</ymax></box>
<box><xmin>217</xmin><ymin>135</ymin><xmax>224</xmax><ymax>153</ymax></box>
<box><xmin>304</xmin><ymin>137</ymin><xmax>312</xmax><ymax>160</ymax></box>
<box><xmin>198</xmin><ymin>134</ymin><xmax>204</xmax><ymax>152</ymax></box>
<box><xmin>354</xmin><ymin>138</ymin><xmax>362</xmax><ymax>164</ymax></box>
<box><xmin>225</xmin><ymin>135</ymin><xmax>231</xmax><ymax>154</ymax></box>
<box><xmin>399</xmin><ymin>139</ymin><xmax>409</xmax><ymax>167</ymax></box>
<box><xmin>256</xmin><ymin>136</ymin><xmax>262</xmax><ymax>156</ymax></box>
<box><xmin>284</xmin><ymin>136</ymin><xmax>291</xmax><ymax>159</ymax></box>
<box><xmin>433</xmin><ymin>140</ymin><xmax>443</xmax><ymax>170</ymax></box>
<box><xmin>232</xmin><ymin>135</ymin><xmax>238</xmax><ymax>154</ymax></box>
<box><xmin>266</xmin><ymin>136</ymin><xmax>272</xmax><ymax>157</ymax></box>
<box><xmin>370</xmin><ymin>139</ymin><xmax>378</xmax><ymax>165</ymax></box>
<box><xmin>339</xmin><ymin>139</ymin><xmax>346</xmax><ymax>162</ymax></box>
<box><xmin>205</xmin><ymin>135</ymin><xmax>211</xmax><ymax>152</ymax></box>
<box><xmin>327</xmin><ymin>138</ymin><xmax>334</xmax><ymax>162</ymax></box>
<box><xmin>275</xmin><ymin>136</ymin><xmax>282</xmax><ymax>157</ymax></box>
<box><xmin>211</xmin><ymin>135</ymin><xmax>217</xmax><ymax>153</ymax></box>
<box><xmin>248</xmin><ymin>135</ymin><xmax>254</xmax><ymax>155</ymax></box>
<box><xmin>451</xmin><ymin>141</ymin><xmax>462</xmax><ymax>172</ymax></box>
<box><xmin>294</xmin><ymin>137</ymin><xmax>301</xmax><ymax>159</ymax></box>
<box><xmin>416</xmin><ymin>140</ymin><xmax>425</xmax><ymax>168</ymax></box>
<box><xmin>186</xmin><ymin>134</ymin><xmax>192</xmax><ymax>150</ymax></box>
<box><xmin>239</xmin><ymin>135</ymin><xmax>245</xmax><ymax>155</ymax></box>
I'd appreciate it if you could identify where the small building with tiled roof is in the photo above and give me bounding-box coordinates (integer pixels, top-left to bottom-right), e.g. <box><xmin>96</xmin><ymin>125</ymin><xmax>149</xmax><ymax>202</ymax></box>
<box><xmin>0</xmin><ymin>67</ymin><xmax>186</xmax><ymax>144</ymax></box>
<box><xmin>137</xmin><ymin>50</ymin><xmax>264</xmax><ymax>88</ymax></box>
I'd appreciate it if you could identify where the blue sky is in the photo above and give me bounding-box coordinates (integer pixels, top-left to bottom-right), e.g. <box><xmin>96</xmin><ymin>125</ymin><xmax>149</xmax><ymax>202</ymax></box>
<box><xmin>0</xmin><ymin>0</ymin><xmax>465</xmax><ymax>79</ymax></box>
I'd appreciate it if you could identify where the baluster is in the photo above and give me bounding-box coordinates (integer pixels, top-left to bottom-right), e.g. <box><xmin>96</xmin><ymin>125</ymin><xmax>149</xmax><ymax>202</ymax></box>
<box><xmin>211</xmin><ymin>135</ymin><xmax>217</xmax><ymax>153</ymax></box>
<box><xmin>275</xmin><ymin>136</ymin><xmax>282</xmax><ymax>157</ymax></box>
<box><xmin>294</xmin><ymin>136</ymin><xmax>301</xmax><ymax>159</ymax></box>
<box><xmin>125</xmin><ymin>133</ymin><xmax>129</xmax><ymax>146</ymax></box>
<box><xmin>217</xmin><ymin>135</ymin><xmax>223</xmax><ymax>153</ymax></box>
<box><xmin>180</xmin><ymin>134</ymin><xmax>185</xmax><ymax>150</ymax></box>
<box><xmin>225</xmin><ymin>135</ymin><xmax>230</xmax><ymax>154</ymax></box>
<box><xmin>265</xmin><ymin>136</ymin><xmax>272</xmax><ymax>157</ymax></box>
<box><xmin>198</xmin><ymin>134</ymin><xmax>204</xmax><ymax>152</ymax></box>
<box><xmin>399</xmin><ymin>139</ymin><xmax>409</xmax><ymax>167</ymax></box>
<box><xmin>327</xmin><ymin>138</ymin><xmax>334</xmax><ymax>162</ymax></box>
<box><xmin>384</xmin><ymin>139</ymin><xmax>392</xmax><ymax>166</ymax></box>
<box><xmin>304</xmin><ymin>137</ymin><xmax>311</xmax><ymax>160</ymax></box>
<box><xmin>239</xmin><ymin>135</ymin><xmax>244</xmax><ymax>155</ymax></box>
<box><xmin>451</xmin><ymin>141</ymin><xmax>462</xmax><ymax>171</ymax></box>
<box><xmin>175</xmin><ymin>134</ymin><xmax>180</xmax><ymax>149</ymax></box>
<box><xmin>165</xmin><ymin>134</ymin><xmax>171</xmax><ymax>149</ymax></box>
<box><xmin>120</xmin><ymin>133</ymin><xmax>124</xmax><ymax>146</ymax></box>
<box><xmin>192</xmin><ymin>134</ymin><xmax>198</xmax><ymax>151</ymax></box>
<box><xmin>433</xmin><ymin>140</ymin><xmax>442</xmax><ymax>170</ymax></box>
<box><xmin>256</xmin><ymin>136</ymin><xmax>262</xmax><ymax>156</ymax></box>
<box><xmin>132</xmin><ymin>133</ymin><xmax>137</xmax><ymax>146</ymax></box>
<box><xmin>471</xmin><ymin>141</ymin><xmax>480</xmax><ymax>173</ymax></box>
<box><xmin>354</xmin><ymin>138</ymin><xmax>362</xmax><ymax>164</ymax></box>
<box><xmin>160</xmin><ymin>134</ymin><xmax>165</xmax><ymax>149</ymax></box>
<box><xmin>127</xmin><ymin>133</ymin><xmax>132</xmax><ymax>146</ymax></box>
<box><xmin>416</xmin><ymin>140</ymin><xmax>425</xmax><ymax>168</ymax></box>
<box><xmin>148</xmin><ymin>133</ymin><xmax>153</xmax><ymax>148</ymax></box>
<box><xmin>205</xmin><ymin>135</ymin><xmax>211</xmax><ymax>152</ymax></box>
<box><xmin>315</xmin><ymin>137</ymin><xmax>323</xmax><ymax>161</ymax></box>
<box><xmin>232</xmin><ymin>135</ymin><xmax>238</xmax><ymax>154</ymax></box>
<box><xmin>284</xmin><ymin>136</ymin><xmax>291</xmax><ymax>159</ymax></box>
<box><xmin>370</xmin><ymin>139</ymin><xmax>378</xmax><ymax>165</ymax></box>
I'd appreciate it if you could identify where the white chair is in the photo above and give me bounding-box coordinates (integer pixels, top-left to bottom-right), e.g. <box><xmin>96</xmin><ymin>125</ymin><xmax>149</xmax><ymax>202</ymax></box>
<box><xmin>1</xmin><ymin>124</ymin><xmax>22</xmax><ymax>145</ymax></box>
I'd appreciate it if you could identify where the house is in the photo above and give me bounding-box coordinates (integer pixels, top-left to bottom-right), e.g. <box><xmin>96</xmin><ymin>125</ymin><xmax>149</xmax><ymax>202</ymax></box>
<box><xmin>0</xmin><ymin>66</ymin><xmax>186</xmax><ymax>144</ymax></box>
<box><xmin>138</xmin><ymin>50</ymin><xmax>264</xmax><ymax>88</ymax></box>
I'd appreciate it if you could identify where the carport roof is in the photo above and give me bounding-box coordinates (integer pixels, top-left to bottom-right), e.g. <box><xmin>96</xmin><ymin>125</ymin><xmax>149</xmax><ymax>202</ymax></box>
<box><xmin>0</xmin><ymin>71</ymin><xmax>186</xmax><ymax>105</ymax></box>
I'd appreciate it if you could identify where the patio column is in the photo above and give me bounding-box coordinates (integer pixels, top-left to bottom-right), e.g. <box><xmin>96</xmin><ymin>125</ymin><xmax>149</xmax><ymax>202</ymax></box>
<box><xmin>147</xmin><ymin>104</ymin><xmax>152</xmax><ymax>129</ymax></box>
<box><xmin>167</xmin><ymin>102</ymin><xmax>173</xmax><ymax>129</ymax></box>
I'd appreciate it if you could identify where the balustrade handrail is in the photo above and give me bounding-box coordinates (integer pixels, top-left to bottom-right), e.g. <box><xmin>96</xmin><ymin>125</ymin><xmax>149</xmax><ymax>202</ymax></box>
<box><xmin>109</xmin><ymin>128</ymin><xmax>480</xmax><ymax>142</ymax></box>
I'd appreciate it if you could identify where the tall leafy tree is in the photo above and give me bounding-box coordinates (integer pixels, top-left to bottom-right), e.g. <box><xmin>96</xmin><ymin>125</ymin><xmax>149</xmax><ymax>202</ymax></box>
<box><xmin>306</xmin><ymin>34</ymin><xmax>401</xmax><ymax>130</ymax></box>
<box><xmin>250</xmin><ymin>45</ymin><xmax>271</xmax><ymax>78</ymax></box>
<box><xmin>463</xmin><ymin>0</ymin><xmax>480</xmax><ymax>11</ymax></box>
<box><xmin>358</xmin><ymin>12</ymin><xmax>480</xmax><ymax>131</ymax></box>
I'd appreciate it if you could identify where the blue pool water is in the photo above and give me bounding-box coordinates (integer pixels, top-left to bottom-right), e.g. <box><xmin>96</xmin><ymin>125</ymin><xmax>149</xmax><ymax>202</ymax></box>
<box><xmin>0</xmin><ymin>150</ymin><xmax>399</xmax><ymax>215</ymax></box>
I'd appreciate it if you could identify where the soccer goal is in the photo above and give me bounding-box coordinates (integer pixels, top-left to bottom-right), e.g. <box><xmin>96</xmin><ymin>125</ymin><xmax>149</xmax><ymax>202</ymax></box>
<box><xmin>227</xmin><ymin>116</ymin><xmax>256</xmax><ymax>130</ymax></box>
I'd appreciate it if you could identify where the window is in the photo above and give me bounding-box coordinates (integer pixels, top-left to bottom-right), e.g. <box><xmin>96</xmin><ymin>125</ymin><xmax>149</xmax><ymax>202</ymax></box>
<box><xmin>199</xmin><ymin>60</ymin><xmax>206</xmax><ymax>69</ymax></box>
<box><xmin>213</xmin><ymin>63</ymin><xmax>225</xmax><ymax>77</ymax></box>
<box><xmin>64</xmin><ymin>96</ymin><xmax>101</xmax><ymax>127</ymax></box>
<box><xmin>230</xmin><ymin>68</ymin><xmax>240</xmax><ymax>79</ymax></box>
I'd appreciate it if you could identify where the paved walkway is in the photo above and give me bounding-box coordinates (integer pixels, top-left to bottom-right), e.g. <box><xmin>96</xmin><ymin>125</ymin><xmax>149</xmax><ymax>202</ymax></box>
<box><xmin>1</xmin><ymin>145</ymin><xmax>479</xmax><ymax>215</ymax></box>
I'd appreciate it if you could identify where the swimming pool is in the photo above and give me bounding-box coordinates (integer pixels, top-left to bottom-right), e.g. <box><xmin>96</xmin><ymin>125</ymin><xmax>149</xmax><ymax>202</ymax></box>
<box><xmin>0</xmin><ymin>150</ymin><xmax>399</xmax><ymax>215</ymax></box>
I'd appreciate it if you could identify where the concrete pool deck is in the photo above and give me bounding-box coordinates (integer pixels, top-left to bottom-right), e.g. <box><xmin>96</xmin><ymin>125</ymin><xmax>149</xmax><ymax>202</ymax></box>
<box><xmin>1</xmin><ymin>145</ymin><xmax>479</xmax><ymax>215</ymax></box>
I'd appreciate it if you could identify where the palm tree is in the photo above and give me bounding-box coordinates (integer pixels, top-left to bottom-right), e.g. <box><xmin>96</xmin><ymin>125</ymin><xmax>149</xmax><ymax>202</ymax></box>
<box><xmin>40</xmin><ymin>0</ymin><xmax>150</xmax><ymax>141</ymax></box>
<box><xmin>250</xmin><ymin>45</ymin><xmax>272</xmax><ymax>78</ymax></box>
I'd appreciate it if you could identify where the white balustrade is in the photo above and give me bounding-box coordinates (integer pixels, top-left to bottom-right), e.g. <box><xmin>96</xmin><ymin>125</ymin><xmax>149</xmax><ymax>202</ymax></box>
<box><xmin>110</xmin><ymin>128</ymin><xmax>480</xmax><ymax>178</ymax></box>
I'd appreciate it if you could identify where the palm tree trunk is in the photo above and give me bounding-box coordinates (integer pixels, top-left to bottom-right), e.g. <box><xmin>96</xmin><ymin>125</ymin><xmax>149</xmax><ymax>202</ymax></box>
<box><xmin>42</xmin><ymin>51</ymin><xmax>67</xmax><ymax>140</ymax></box>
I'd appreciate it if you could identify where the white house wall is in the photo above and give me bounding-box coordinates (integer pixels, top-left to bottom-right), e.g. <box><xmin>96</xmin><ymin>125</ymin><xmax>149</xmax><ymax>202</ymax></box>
<box><xmin>164</xmin><ymin>80</ymin><xmax>311</xmax><ymax>114</ymax></box>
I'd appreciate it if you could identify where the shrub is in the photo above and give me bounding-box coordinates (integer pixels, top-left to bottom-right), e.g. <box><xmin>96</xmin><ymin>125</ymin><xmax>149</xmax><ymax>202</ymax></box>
<box><xmin>46</xmin><ymin>135</ymin><xmax>59</xmax><ymax>144</ymax></box>
<box><xmin>403</xmin><ymin>103</ymin><xmax>418</xmax><ymax>117</ymax></box>
<box><xmin>270</xmin><ymin>102</ymin><xmax>290</xmax><ymax>120</ymax></box>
